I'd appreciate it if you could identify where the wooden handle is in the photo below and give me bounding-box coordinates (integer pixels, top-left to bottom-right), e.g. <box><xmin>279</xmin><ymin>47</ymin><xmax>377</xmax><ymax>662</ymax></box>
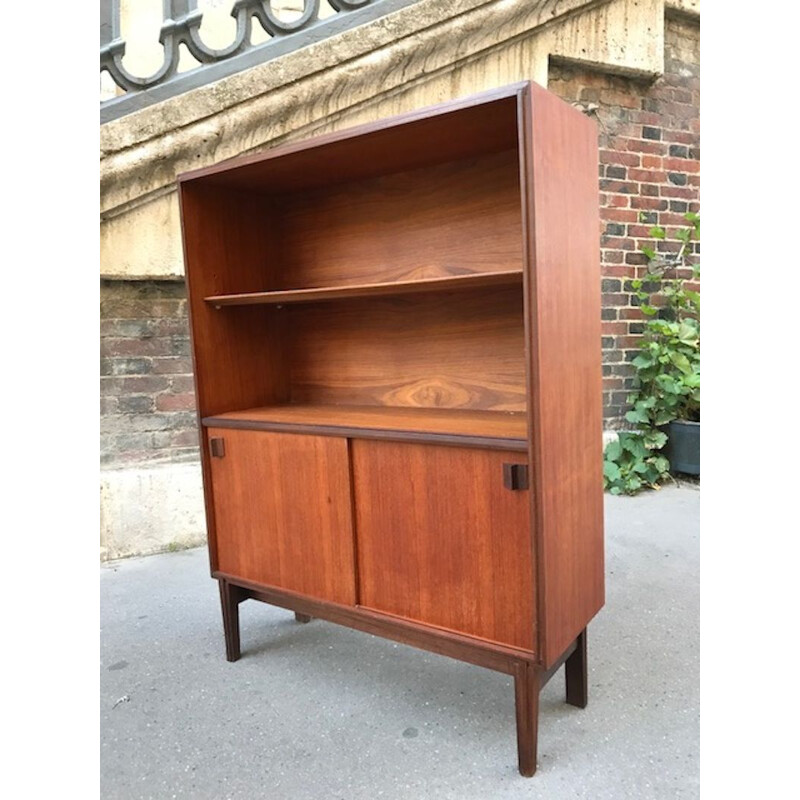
<box><xmin>210</xmin><ymin>437</ymin><xmax>226</xmax><ymax>458</ymax></box>
<box><xmin>502</xmin><ymin>463</ymin><xmax>528</xmax><ymax>491</ymax></box>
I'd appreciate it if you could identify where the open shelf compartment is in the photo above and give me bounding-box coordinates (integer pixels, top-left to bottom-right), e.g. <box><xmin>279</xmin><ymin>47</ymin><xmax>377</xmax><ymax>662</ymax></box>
<box><xmin>179</xmin><ymin>86</ymin><xmax>529</xmax><ymax>442</ymax></box>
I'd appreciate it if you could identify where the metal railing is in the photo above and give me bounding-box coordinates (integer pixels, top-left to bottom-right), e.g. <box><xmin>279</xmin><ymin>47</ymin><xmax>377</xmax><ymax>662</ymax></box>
<box><xmin>100</xmin><ymin>0</ymin><xmax>418</xmax><ymax>123</ymax></box>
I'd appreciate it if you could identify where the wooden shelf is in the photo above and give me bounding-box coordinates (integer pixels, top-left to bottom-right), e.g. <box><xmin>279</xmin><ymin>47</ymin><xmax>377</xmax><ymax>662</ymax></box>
<box><xmin>204</xmin><ymin>270</ymin><xmax>523</xmax><ymax>307</ymax></box>
<box><xmin>202</xmin><ymin>404</ymin><xmax>528</xmax><ymax>451</ymax></box>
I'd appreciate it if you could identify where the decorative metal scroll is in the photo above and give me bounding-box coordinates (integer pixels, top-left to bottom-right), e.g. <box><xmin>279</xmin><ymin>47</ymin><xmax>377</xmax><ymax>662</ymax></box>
<box><xmin>100</xmin><ymin>1</ymin><xmax>375</xmax><ymax>94</ymax></box>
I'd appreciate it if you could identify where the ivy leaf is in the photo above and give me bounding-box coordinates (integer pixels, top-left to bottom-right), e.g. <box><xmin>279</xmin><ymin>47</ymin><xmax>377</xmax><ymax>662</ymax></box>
<box><xmin>684</xmin><ymin>372</ymin><xmax>700</xmax><ymax>388</ymax></box>
<box><xmin>625</xmin><ymin>408</ymin><xmax>650</xmax><ymax>424</ymax></box>
<box><xmin>654</xmin><ymin>409</ymin><xmax>675</xmax><ymax>425</ymax></box>
<box><xmin>684</xmin><ymin>290</ymin><xmax>700</xmax><ymax>307</ymax></box>
<box><xmin>653</xmin><ymin>455</ymin><xmax>670</xmax><ymax>473</ymax></box>
<box><xmin>641</xmin><ymin>304</ymin><xmax>658</xmax><ymax>317</ymax></box>
<box><xmin>604</xmin><ymin>461</ymin><xmax>622</xmax><ymax>481</ymax></box>
<box><xmin>649</xmin><ymin>226</ymin><xmax>666</xmax><ymax>240</ymax></box>
<box><xmin>624</xmin><ymin>437</ymin><xmax>648</xmax><ymax>460</ymax></box>
<box><xmin>644</xmin><ymin>430</ymin><xmax>668</xmax><ymax>449</ymax></box>
<box><xmin>655</xmin><ymin>374</ymin><xmax>680</xmax><ymax>393</ymax></box>
<box><xmin>605</xmin><ymin>439</ymin><xmax>622</xmax><ymax>461</ymax></box>
<box><xmin>669</xmin><ymin>351</ymin><xmax>693</xmax><ymax>374</ymax></box>
<box><xmin>678</xmin><ymin>320</ymin><xmax>698</xmax><ymax>342</ymax></box>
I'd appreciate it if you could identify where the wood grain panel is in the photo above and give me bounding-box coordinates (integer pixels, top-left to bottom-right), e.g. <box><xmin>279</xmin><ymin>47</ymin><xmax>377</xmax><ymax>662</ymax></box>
<box><xmin>207</xmin><ymin>428</ymin><xmax>356</xmax><ymax>605</ymax></box>
<box><xmin>288</xmin><ymin>286</ymin><xmax>526</xmax><ymax>411</ymax></box>
<box><xmin>352</xmin><ymin>440</ymin><xmax>535</xmax><ymax>651</ymax></box>
<box><xmin>276</xmin><ymin>149</ymin><xmax>522</xmax><ymax>289</ymax></box>
<box><xmin>522</xmin><ymin>83</ymin><xmax>605</xmax><ymax>667</ymax></box>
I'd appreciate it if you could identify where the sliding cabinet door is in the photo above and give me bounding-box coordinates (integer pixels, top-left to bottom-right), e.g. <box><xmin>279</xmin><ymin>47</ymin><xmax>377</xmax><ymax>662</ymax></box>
<box><xmin>352</xmin><ymin>440</ymin><xmax>534</xmax><ymax>650</ymax></box>
<box><xmin>207</xmin><ymin>428</ymin><xmax>356</xmax><ymax>605</ymax></box>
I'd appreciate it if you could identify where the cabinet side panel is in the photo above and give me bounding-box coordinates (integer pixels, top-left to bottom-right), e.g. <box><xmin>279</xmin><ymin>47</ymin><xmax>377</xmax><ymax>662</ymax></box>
<box><xmin>179</xmin><ymin>183</ymin><xmax>290</xmax><ymax>572</ymax></box>
<box><xmin>207</xmin><ymin>428</ymin><xmax>356</xmax><ymax>605</ymax></box>
<box><xmin>525</xmin><ymin>84</ymin><xmax>605</xmax><ymax>666</ymax></box>
<box><xmin>179</xmin><ymin>183</ymin><xmax>289</xmax><ymax>417</ymax></box>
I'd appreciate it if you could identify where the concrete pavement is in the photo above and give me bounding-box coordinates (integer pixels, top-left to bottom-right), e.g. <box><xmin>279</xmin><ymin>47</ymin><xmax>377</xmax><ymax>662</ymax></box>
<box><xmin>100</xmin><ymin>484</ymin><xmax>699</xmax><ymax>799</ymax></box>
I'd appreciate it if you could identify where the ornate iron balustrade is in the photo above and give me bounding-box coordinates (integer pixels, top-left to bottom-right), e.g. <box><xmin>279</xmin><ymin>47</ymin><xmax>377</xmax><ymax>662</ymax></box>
<box><xmin>100</xmin><ymin>0</ymin><xmax>418</xmax><ymax>123</ymax></box>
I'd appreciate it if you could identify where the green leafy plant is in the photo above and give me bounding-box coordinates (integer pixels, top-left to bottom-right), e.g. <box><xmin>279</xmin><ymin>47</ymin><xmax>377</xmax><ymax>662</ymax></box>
<box><xmin>627</xmin><ymin>211</ymin><xmax>700</xmax><ymax>427</ymax></box>
<box><xmin>603</xmin><ymin>430</ymin><xmax>670</xmax><ymax>495</ymax></box>
<box><xmin>603</xmin><ymin>212</ymin><xmax>700</xmax><ymax>495</ymax></box>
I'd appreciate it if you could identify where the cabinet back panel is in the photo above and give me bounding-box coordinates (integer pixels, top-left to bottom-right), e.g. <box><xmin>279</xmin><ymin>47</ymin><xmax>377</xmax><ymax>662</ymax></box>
<box><xmin>287</xmin><ymin>286</ymin><xmax>526</xmax><ymax>412</ymax></box>
<box><xmin>276</xmin><ymin>149</ymin><xmax>522</xmax><ymax>289</ymax></box>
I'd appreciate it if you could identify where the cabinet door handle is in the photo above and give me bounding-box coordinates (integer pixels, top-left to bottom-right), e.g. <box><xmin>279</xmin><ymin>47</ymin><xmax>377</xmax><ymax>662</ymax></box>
<box><xmin>503</xmin><ymin>463</ymin><xmax>529</xmax><ymax>491</ymax></box>
<box><xmin>210</xmin><ymin>437</ymin><xmax>226</xmax><ymax>458</ymax></box>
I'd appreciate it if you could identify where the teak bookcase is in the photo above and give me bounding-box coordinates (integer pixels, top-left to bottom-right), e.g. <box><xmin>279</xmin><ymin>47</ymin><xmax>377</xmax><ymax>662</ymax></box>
<box><xmin>178</xmin><ymin>80</ymin><xmax>604</xmax><ymax>777</ymax></box>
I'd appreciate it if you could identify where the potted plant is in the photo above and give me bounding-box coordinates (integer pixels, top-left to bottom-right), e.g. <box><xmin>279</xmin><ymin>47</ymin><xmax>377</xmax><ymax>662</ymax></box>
<box><xmin>603</xmin><ymin>212</ymin><xmax>699</xmax><ymax>493</ymax></box>
<box><xmin>629</xmin><ymin>212</ymin><xmax>700</xmax><ymax>475</ymax></box>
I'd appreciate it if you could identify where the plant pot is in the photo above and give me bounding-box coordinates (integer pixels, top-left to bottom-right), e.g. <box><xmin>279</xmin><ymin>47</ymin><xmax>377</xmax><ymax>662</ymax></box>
<box><xmin>664</xmin><ymin>419</ymin><xmax>699</xmax><ymax>476</ymax></box>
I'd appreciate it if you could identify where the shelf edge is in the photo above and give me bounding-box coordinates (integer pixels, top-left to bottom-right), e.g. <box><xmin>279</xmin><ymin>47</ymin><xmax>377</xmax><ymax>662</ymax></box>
<box><xmin>203</xmin><ymin>270</ymin><xmax>524</xmax><ymax>307</ymax></box>
<box><xmin>201</xmin><ymin>416</ymin><xmax>528</xmax><ymax>452</ymax></box>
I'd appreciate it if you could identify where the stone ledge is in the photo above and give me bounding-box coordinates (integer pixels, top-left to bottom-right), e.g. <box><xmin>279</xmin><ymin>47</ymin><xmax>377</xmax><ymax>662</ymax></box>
<box><xmin>665</xmin><ymin>0</ymin><xmax>700</xmax><ymax>20</ymax></box>
<box><xmin>101</xmin><ymin>0</ymin><xmax>643</xmax><ymax>221</ymax></box>
<box><xmin>101</xmin><ymin>0</ymin><xmax>599</xmax><ymax>159</ymax></box>
<box><xmin>100</xmin><ymin>462</ymin><xmax>207</xmax><ymax>561</ymax></box>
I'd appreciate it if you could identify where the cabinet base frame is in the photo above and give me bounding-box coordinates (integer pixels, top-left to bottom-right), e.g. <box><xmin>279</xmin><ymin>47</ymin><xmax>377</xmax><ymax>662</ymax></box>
<box><xmin>217</xmin><ymin>575</ymin><xmax>588</xmax><ymax>777</ymax></box>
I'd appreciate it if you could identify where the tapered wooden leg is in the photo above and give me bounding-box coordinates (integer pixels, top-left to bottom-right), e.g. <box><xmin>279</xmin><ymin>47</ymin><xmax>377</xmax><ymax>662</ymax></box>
<box><xmin>294</xmin><ymin>612</ymin><xmax>312</xmax><ymax>624</ymax></box>
<box><xmin>514</xmin><ymin>660</ymin><xmax>540</xmax><ymax>777</ymax></box>
<box><xmin>219</xmin><ymin>579</ymin><xmax>242</xmax><ymax>662</ymax></box>
<box><xmin>565</xmin><ymin>628</ymin><xmax>588</xmax><ymax>708</ymax></box>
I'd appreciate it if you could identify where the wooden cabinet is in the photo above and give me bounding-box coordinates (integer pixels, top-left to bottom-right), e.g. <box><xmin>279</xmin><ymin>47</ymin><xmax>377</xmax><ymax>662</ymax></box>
<box><xmin>178</xmin><ymin>80</ymin><xmax>604</xmax><ymax>777</ymax></box>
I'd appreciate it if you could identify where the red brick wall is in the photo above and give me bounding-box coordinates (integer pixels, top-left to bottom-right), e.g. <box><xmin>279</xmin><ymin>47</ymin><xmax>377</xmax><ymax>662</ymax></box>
<box><xmin>100</xmin><ymin>280</ymin><xmax>199</xmax><ymax>465</ymax></box>
<box><xmin>549</xmin><ymin>15</ymin><xmax>700</xmax><ymax>427</ymax></box>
